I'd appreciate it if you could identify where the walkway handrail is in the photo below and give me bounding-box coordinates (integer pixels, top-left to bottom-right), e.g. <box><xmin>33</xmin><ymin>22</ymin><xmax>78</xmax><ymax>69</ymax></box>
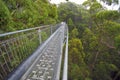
<box><xmin>0</xmin><ymin>22</ymin><xmax>68</xmax><ymax>80</ymax></box>
<box><xmin>0</xmin><ymin>25</ymin><xmax>49</xmax><ymax>37</ymax></box>
<box><xmin>0</xmin><ymin>23</ymin><xmax>61</xmax><ymax>80</ymax></box>
<box><xmin>9</xmin><ymin>23</ymin><xmax>63</xmax><ymax>80</ymax></box>
<box><xmin>63</xmin><ymin>24</ymin><xmax>68</xmax><ymax>80</ymax></box>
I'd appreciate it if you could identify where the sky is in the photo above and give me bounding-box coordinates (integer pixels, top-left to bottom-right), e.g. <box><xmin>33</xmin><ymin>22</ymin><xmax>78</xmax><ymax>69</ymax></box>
<box><xmin>50</xmin><ymin>0</ymin><xmax>120</xmax><ymax>10</ymax></box>
<box><xmin>50</xmin><ymin>0</ymin><xmax>86</xmax><ymax>4</ymax></box>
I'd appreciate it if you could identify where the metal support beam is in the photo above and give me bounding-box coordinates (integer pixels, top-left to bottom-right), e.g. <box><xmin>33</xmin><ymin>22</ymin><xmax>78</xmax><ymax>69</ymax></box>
<box><xmin>38</xmin><ymin>29</ymin><xmax>42</xmax><ymax>44</ymax></box>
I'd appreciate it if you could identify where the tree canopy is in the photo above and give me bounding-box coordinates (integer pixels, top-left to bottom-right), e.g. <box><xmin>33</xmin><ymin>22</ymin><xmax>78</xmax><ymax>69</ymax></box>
<box><xmin>0</xmin><ymin>0</ymin><xmax>120</xmax><ymax>80</ymax></box>
<box><xmin>0</xmin><ymin>0</ymin><xmax>58</xmax><ymax>33</ymax></box>
<box><xmin>57</xmin><ymin>1</ymin><xmax>120</xmax><ymax>80</ymax></box>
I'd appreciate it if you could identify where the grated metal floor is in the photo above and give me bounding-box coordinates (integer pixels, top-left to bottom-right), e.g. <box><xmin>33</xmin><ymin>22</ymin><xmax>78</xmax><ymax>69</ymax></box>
<box><xmin>21</xmin><ymin>31</ymin><xmax>62</xmax><ymax>80</ymax></box>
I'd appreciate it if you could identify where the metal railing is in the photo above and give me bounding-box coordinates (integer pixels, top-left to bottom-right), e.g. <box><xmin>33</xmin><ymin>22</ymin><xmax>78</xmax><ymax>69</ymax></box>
<box><xmin>19</xmin><ymin>24</ymin><xmax>66</xmax><ymax>80</ymax></box>
<box><xmin>0</xmin><ymin>24</ymin><xmax>61</xmax><ymax>80</ymax></box>
<box><xmin>62</xmin><ymin>23</ymin><xmax>68</xmax><ymax>80</ymax></box>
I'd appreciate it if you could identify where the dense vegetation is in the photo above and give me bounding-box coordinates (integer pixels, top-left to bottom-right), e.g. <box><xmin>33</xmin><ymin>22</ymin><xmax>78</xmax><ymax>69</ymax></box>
<box><xmin>0</xmin><ymin>0</ymin><xmax>58</xmax><ymax>79</ymax></box>
<box><xmin>0</xmin><ymin>0</ymin><xmax>57</xmax><ymax>33</ymax></box>
<box><xmin>0</xmin><ymin>0</ymin><xmax>120</xmax><ymax>80</ymax></box>
<box><xmin>57</xmin><ymin>0</ymin><xmax>120</xmax><ymax>80</ymax></box>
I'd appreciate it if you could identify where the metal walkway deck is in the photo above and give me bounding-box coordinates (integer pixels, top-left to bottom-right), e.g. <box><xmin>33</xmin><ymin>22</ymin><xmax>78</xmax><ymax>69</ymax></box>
<box><xmin>0</xmin><ymin>22</ymin><xmax>68</xmax><ymax>80</ymax></box>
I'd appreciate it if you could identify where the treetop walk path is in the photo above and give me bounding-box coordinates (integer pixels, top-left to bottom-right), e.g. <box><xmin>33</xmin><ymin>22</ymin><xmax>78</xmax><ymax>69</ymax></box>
<box><xmin>0</xmin><ymin>22</ymin><xmax>68</xmax><ymax>80</ymax></box>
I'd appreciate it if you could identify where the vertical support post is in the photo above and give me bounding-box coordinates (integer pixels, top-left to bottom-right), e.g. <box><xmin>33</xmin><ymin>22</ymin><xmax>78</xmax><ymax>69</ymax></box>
<box><xmin>62</xmin><ymin>24</ymin><xmax>68</xmax><ymax>80</ymax></box>
<box><xmin>51</xmin><ymin>26</ymin><xmax>52</xmax><ymax>35</ymax></box>
<box><xmin>38</xmin><ymin>29</ymin><xmax>42</xmax><ymax>44</ymax></box>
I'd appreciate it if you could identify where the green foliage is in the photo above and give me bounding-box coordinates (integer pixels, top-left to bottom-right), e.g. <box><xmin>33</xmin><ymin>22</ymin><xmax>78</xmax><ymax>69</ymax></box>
<box><xmin>1</xmin><ymin>0</ymin><xmax>120</xmax><ymax>79</ymax></box>
<box><xmin>68</xmin><ymin>18</ymin><xmax>74</xmax><ymax>31</ymax></box>
<box><xmin>41</xmin><ymin>32</ymin><xmax>48</xmax><ymax>41</ymax></box>
<box><xmin>65</xmin><ymin>1</ymin><xmax>120</xmax><ymax>80</ymax></box>
<box><xmin>96</xmin><ymin>10</ymin><xmax>120</xmax><ymax>21</ymax></box>
<box><xmin>93</xmin><ymin>62</ymin><xmax>118</xmax><ymax>80</ymax></box>
<box><xmin>0</xmin><ymin>0</ymin><xmax>14</xmax><ymax>33</ymax></box>
<box><xmin>104</xmin><ymin>21</ymin><xmax>120</xmax><ymax>36</ymax></box>
<box><xmin>0</xmin><ymin>0</ymin><xmax>58</xmax><ymax>33</ymax></box>
<box><xmin>100</xmin><ymin>0</ymin><xmax>119</xmax><ymax>5</ymax></box>
<box><xmin>90</xmin><ymin>2</ymin><xmax>103</xmax><ymax>13</ymax></box>
<box><xmin>115</xmin><ymin>35</ymin><xmax>120</xmax><ymax>50</ymax></box>
<box><xmin>82</xmin><ymin>28</ymin><xmax>98</xmax><ymax>52</ymax></box>
<box><xmin>69</xmin><ymin>64</ymin><xmax>89</xmax><ymax>80</ymax></box>
<box><xmin>70</xmin><ymin>28</ymin><xmax>79</xmax><ymax>39</ymax></box>
<box><xmin>83</xmin><ymin>0</ymin><xmax>103</xmax><ymax>13</ymax></box>
<box><xmin>58</xmin><ymin>2</ymin><xmax>87</xmax><ymax>24</ymax></box>
<box><xmin>69</xmin><ymin>38</ymin><xmax>90</xmax><ymax>80</ymax></box>
<box><xmin>58</xmin><ymin>2</ymin><xmax>90</xmax><ymax>38</ymax></box>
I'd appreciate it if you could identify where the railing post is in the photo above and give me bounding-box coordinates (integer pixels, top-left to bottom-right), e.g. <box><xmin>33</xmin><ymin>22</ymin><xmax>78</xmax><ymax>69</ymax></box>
<box><xmin>38</xmin><ymin>29</ymin><xmax>42</xmax><ymax>44</ymax></box>
<box><xmin>51</xmin><ymin>26</ymin><xmax>52</xmax><ymax>35</ymax></box>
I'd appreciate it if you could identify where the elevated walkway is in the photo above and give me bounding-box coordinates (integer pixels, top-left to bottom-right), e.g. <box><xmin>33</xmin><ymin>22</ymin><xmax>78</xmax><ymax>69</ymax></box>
<box><xmin>0</xmin><ymin>22</ymin><xmax>68</xmax><ymax>80</ymax></box>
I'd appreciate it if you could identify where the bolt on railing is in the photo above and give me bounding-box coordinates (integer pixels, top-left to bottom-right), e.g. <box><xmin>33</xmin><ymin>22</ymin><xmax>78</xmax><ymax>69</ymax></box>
<box><xmin>0</xmin><ymin>24</ymin><xmax>61</xmax><ymax>80</ymax></box>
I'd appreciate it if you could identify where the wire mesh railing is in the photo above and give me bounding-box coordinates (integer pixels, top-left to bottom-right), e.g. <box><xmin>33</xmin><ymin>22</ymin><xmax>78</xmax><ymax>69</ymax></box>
<box><xmin>18</xmin><ymin>22</ymin><xmax>68</xmax><ymax>80</ymax></box>
<box><xmin>0</xmin><ymin>24</ymin><xmax>61</xmax><ymax>80</ymax></box>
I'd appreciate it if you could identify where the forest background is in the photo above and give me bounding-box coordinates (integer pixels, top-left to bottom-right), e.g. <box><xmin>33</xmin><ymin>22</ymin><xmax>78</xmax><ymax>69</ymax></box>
<box><xmin>0</xmin><ymin>0</ymin><xmax>120</xmax><ymax>80</ymax></box>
